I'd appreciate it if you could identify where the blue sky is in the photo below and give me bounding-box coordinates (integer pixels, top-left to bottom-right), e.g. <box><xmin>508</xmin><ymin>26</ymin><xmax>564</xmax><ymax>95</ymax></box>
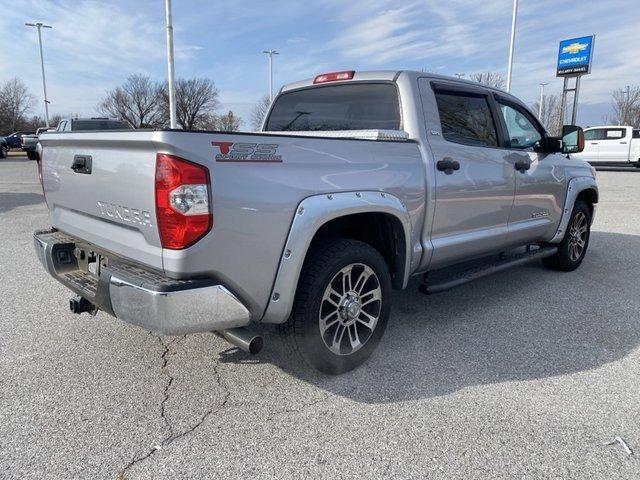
<box><xmin>1</xmin><ymin>0</ymin><xmax>638</xmax><ymax>128</ymax></box>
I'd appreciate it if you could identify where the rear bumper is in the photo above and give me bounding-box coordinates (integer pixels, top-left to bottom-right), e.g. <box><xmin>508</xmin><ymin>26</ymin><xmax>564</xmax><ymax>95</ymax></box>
<box><xmin>33</xmin><ymin>229</ymin><xmax>250</xmax><ymax>335</ymax></box>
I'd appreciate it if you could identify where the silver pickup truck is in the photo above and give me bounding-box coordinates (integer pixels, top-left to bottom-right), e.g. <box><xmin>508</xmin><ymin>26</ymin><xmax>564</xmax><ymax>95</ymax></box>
<box><xmin>34</xmin><ymin>70</ymin><xmax>598</xmax><ymax>374</ymax></box>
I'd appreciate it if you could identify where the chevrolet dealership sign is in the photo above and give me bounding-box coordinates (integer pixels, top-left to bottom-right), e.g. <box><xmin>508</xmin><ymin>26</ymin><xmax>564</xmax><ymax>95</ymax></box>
<box><xmin>557</xmin><ymin>35</ymin><xmax>595</xmax><ymax>76</ymax></box>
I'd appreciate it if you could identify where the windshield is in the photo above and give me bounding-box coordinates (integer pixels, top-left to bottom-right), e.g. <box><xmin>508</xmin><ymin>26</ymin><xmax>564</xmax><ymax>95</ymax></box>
<box><xmin>265</xmin><ymin>83</ymin><xmax>400</xmax><ymax>131</ymax></box>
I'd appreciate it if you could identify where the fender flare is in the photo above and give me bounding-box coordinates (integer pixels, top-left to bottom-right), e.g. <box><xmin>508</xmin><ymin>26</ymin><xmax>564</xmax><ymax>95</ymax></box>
<box><xmin>549</xmin><ymin>176</ymin><xmax>598</xmax><ymax>243</ymax></box>
<box><xmin>260</xmin><ymin>191</ymin><xmax>412</xmax><ymax>324</ymax></box>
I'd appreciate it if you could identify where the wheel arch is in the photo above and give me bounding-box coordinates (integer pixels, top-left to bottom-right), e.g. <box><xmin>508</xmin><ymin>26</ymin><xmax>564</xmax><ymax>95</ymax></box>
<box><xmin>260</xmin><ymin>191</ymin><xmax>412</xmax><ymax>324</ymax></box>
<box><xmin>550</xmin><ymin>177</ymin><xmax>598</xmax><ymax>243</ymax></box>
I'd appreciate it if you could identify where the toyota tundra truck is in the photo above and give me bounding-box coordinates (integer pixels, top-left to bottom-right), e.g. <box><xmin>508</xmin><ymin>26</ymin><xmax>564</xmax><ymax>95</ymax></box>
<box><xmin>34</xmin><ymin>70</ymin><xmax>598</xmax><ymax>374</ymax></box>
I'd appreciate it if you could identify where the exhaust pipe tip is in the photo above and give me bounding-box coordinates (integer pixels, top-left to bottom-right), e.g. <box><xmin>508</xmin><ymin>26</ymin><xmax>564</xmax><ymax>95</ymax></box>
<box><xmin>217</xmin><ymin>327</ymin><xmax>263</xmax><ymax>355</ymax></box>
<box><xmin>247</xmin><ymin>335</ymin><xmax>264</xmax><ymax>355</ymax></box>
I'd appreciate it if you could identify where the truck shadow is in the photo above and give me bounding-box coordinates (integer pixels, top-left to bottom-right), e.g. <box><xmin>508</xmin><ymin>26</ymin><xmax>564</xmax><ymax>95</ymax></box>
<box><xmin>222</xmin><ymin>231</ymin><xmax>640</xmax><ymax>403</ymax></box>
<box><xmin>0</xmin><ymin>192</ymin><xmax>45</xmax><ymax>214</ymax></box>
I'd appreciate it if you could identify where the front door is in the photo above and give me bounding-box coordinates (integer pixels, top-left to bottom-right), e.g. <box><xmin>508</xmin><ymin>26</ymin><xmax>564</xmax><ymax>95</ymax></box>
<box><xmin>419</xmin><ymin>80</ymin><xmax>516</xmax><ymax>269</ymax></box>
<box><xmin>580</xmin><ymin>128</ymin><xmax>602</xmax><ymax>163</ymax></box>
<box><xmin>493</xmin><ymin>97</ymin><xmax>566</xmax><ymax>244</ymax></box>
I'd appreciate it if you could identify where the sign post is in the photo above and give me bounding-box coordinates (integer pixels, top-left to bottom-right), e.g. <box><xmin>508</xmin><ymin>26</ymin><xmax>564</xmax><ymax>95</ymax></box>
<box><xmin>556</xmin><ymin>35</ymin><xmax>595</xmax><ymax>129</ymax></box>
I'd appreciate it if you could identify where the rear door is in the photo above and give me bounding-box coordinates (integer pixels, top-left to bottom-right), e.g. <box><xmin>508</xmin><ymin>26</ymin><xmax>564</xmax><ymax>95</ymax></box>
<box><xmin>598</xmin><ymin>127</ymin><xmax>630</xmax><ymax>162</ymax></box>
<box><xmin>419</xmin><ymin>80</ymin><xmax>516</xmax><ymax>268</ymax></box>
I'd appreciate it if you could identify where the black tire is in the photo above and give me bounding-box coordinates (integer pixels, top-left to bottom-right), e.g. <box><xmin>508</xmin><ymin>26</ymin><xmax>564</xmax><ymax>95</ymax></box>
<box><xmin>26</xmin><ymin>150</ymin><xmax>38</xmax><ymax>161</ymax></box>
<box><xmin>281</xmin><ymin>238</ymin><xmax>392</xmax><ymax>375</ymax></box>
<box><xmin>543</xmin><ymin>200</ymin><xmax>591</xmax><ymax>271</ymax></box>
<box><xmin>0</xmin><ymin>144</ymin><xmax>7</xmax><ymax>159</ymax></box>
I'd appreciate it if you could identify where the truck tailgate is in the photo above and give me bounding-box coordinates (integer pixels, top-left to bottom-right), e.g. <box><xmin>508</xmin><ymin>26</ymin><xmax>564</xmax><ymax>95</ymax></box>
<box><xmin>39</xmin><ymin>131</ymin><xmax>163</xmax><ymax>270</ymax></box>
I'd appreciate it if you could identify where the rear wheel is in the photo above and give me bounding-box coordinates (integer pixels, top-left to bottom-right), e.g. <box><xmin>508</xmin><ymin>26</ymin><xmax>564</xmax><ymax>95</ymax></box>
<box><xmin>281</xmin><ymin>238</ymin><xmax>391</xmax><ymax>375</ymax></box>
<box><xmin>543</xmin><ymin>200</ymin><xmax>591</xmax><ymax>271</ymax></box>
<box><xmin>26</xmin><ymin>150</ymin><xmax>38</xmax><ymax>161</ymax></box>
<box><xmin>0</xmin><ymin>144</ymin><xmax>7</xmax><ymax>158</ymax></box>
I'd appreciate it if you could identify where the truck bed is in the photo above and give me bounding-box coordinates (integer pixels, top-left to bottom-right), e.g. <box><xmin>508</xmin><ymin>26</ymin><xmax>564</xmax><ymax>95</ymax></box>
<box><xmin>38</xmin><ymin>129</ymin><xmax>425</xmax><ymax>320</ymax></box>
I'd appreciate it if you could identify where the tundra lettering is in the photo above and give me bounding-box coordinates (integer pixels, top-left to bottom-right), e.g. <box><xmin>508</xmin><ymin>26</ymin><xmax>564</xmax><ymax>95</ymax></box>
<box><xmin>96</xmin><ymin>201</ymin><xmax>152</xmax><ymax>227</ymax></box>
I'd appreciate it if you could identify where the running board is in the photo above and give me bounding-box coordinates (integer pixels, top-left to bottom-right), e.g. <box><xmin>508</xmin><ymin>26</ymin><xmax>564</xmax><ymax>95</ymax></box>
<box><xmin>418</xmin><ymin>246</ymin><xmax>558</xmax><ymax>294</ymax></box>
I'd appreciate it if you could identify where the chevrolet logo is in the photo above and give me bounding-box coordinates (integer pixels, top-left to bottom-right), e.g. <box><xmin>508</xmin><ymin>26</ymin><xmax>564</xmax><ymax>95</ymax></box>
<box><xmin>562</xmin><ymin>42</ymin><xmax>588</xmax><ymax>55</ymax></box>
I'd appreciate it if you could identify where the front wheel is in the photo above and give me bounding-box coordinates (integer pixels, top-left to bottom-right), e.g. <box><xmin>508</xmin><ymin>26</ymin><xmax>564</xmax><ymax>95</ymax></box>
<box><xmin>26</xmin><ymin>150</ymin><xmax>38</xmax><ymax>161</ymax></box>
<box><xmin>0</xmin><ymin>144</ymin><xmax>7</xmax><ymax>159</ymax></box>
<box><xmin>281</xmin><ymin>238</ymin><xmax>392</xmax><ymax>375</ymax></box>
<box><xmin>543</xmin><ymin>200</ymin><xmax>591</xmax><ymax>271</ymax></box>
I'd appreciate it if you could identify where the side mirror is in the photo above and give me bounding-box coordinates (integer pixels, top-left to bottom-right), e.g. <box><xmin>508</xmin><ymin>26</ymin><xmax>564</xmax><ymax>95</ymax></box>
<box><xmin>533</xmin><ymin>136</ymin><xmax>562</xmax><ymax>154</ymax></box>
<box><xmin>561</xmin><ymin>125</ymin><xmax>584</xmax><ymax>154</ymax></box>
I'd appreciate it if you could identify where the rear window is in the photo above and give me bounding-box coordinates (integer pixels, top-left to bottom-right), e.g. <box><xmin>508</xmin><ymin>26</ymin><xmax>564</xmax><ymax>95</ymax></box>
<box><xmin>434</xmin><ymin>90</ymin><xmax>498</xmax><ymax>147</ymax></box>
<box><xmin>265</xmin><ymin>83</ymin><xmax>400</xmax><ymax>131</ymax></box>
<box><xmin>633</xmin><ymin>130</ymin><xmax>640</xmax><ymax>139</ymax></box>
<box><xmin>71</xmin><ymin>120</ymin><xmax>130</xmax><ymax>131</ymax></box>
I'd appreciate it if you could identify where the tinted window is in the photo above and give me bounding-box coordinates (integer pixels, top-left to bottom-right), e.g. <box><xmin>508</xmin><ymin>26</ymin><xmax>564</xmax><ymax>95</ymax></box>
<box><xmin>633</xmin><ymin>130</ymin><xmax>640</xmax><ymax>139</ymax></box>
<box><xmin>603</xmin><ymin>128</ymin><xmax>625</xmax><ymax>140</ymax></box>
<box><xmin>434</xmin><ymin>91</ymin><xmax>498</xmax><ymax>147</ymax></box>
<box><xmin>583</xmin><ymin>129</ymin><xmax>603</xmax><ymax>141</ymax></box>
<box><xmin>497</xmin><ymin>101</ymin><xmax>542</xmax><ymax>149</ymax></box>
<box><xmin>71</xmin><ymin>120</ymin><xmax>129</xmax><ymax>131</ymax></box>
<box><xmin>265</xmin><ymin>83</ymin><xmax>400</xmax><ymax>131</ymax></box>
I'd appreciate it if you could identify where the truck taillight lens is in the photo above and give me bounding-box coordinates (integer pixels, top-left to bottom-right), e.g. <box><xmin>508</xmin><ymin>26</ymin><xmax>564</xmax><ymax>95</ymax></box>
<box><xmin>155</xmin><ymin>153</ymin><xmax>212</xmax><ymax>249</ymax></box>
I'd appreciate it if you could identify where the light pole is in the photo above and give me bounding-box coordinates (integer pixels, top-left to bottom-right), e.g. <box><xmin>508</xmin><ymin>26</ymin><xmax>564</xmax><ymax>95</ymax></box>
<box><xmin>454</xmin><ymin>73</ymin><xmax>465</xmax><ymax>79</ymax></box>
<box><xmin>25</xmin><ymin>22</ymin><xmax>52</xmax><ymax>127</ymax></box>
<box><xmin>538</xmin><ymin>82</ymin><xmax>548</xmax><ymax>119</ymax></box>
<box><xmin>624</xmin><ymin>85</ymin><xmax>630</xmax><ymax>124</ymax></box>
<box><xmin>263</xmin><ymin>49</ymin><xmax>279</xmax><ymax>102</ymax></box>
<box><xmin>506</xmin><ymin>0</ymin><xmax>518</xmax><ymax>93</ymax></box>
<box><xmin>165</xmin><ymin>0</ymin><xmax>178</xmax><ymax>129</ymax></box>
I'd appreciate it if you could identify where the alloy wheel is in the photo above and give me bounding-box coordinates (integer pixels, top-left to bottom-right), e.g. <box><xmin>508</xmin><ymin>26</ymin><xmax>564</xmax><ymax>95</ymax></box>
<box><xmin>319</xmin><ymin>263</ymin><xmax>382</xmax><ymax>356</ymax></box>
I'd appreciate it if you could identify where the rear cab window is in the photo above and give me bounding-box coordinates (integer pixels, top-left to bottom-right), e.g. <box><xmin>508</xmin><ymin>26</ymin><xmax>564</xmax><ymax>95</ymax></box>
<box><xmin>71</xmin><ymin>120</ymin><xmax>129</xmax><ymax>131</ymax></box>
<box><xmin>265</xmin><ymin>83</ymin><xmax>400</xmax><ymax>131</ymax></box>
<box><xmin>433</xmin><ymin>90</ymin><xmax>498</xmax><ymax>147</ymax></box>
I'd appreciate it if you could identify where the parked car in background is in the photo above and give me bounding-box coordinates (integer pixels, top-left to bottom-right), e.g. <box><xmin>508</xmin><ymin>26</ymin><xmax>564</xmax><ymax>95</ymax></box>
<box><xmin>55</xmin><ymin>117</ymin><xmax>130</xmax><ymax>132</ymax></box>
<box><xmin>33</xmin><ymin>71</ymin><xmax>597</xmax><ymax>374</ymax></box>
<box><xmin>21</xmin><ymin>127</ymin><xmax>55</xmax><ymax>160</ymax></box>
<box><xmin>573</xmin><ymin>125</ymin><xmax>640</xmax><ymax>167</ymax></box>
<box><xmin>4</xmin><ymin>131</ymin><xmax>35</xmax><ymax>150</ymax></box>
<box><xmin>0</xmin><ymin>137</ymin><xmax>8</xmax><ymax>158</ymax></box>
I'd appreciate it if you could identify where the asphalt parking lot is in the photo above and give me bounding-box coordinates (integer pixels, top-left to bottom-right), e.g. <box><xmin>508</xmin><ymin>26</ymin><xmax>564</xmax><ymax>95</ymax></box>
<box><xmin>1</xmin><ymin>154</ymin><xmax>639</xmax><ymax>479</ymax></box>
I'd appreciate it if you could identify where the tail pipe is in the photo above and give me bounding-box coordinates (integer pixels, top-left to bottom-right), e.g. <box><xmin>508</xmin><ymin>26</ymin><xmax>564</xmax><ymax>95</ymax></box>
<box><xmin>216</xmin><ymin>327</ymin><xmax>263</xmax><ymax>355</ymax></box>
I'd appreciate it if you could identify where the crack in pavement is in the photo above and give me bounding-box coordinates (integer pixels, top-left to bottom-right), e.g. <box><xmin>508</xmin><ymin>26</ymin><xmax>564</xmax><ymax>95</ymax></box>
<box><xmin>116</xmin><ymin>334</ymin><xmax>230</xmax><ymax>480</ymax></box>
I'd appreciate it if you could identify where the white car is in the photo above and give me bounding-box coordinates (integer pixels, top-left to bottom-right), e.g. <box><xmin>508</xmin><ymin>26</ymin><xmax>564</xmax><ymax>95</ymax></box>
<box><xmin>573</xmin><ymin>125</ymin><xmax>640</xmax><ymax>167</ymax></box>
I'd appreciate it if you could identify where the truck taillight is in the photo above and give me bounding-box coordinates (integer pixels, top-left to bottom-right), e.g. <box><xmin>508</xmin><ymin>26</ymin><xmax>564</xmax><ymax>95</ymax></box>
<box><xmin>155</xmin><ymin>153</ymin><xmax>212</xmax><ymax>250</ymax></box>
<box><xmin>313</xmin><ymin>70</ymin><xmax>355</xmax><ymax>84</ymax></box>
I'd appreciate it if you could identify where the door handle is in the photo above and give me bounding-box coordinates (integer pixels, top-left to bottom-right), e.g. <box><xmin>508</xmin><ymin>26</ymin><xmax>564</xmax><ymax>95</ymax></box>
<box><xmin>71</xmin><ymin>155</ymin><xmax>92</xmax><ymax>174</ymax></box>
<box><xmin>514</xmin><ymin>160</ymin><xmax>531</xmax><ymax>173</ymax></box>
<box><xmin>436</xmin><ymin>157</ymin><xmax>460</xmax><ymax>174</ymax></box>
<box><xmin>590</xmin><ymin>142</ymin><xmax>599</xmax><ymax>145</ymax></box>
<box><xmin>620</xmin><ymin>141</ymin><xmax>628</xmax><ymax>144</ymax></box>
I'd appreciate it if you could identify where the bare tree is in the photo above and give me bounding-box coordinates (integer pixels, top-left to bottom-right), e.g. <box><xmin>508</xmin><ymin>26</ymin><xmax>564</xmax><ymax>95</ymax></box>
<box><xmin>531</xmin><ymin>93</ymin><xmax>563</xmax><ymax>136</ymax></box>
<box><xmin>0</xmin><ymin>77</ymin><xmax>35</xmax><ymax>133</ymax></box>
<box><xmin>250</xmin><ymin>95</ymin><xmax>271</xmax><ymax>130</ymax></box>
<box><xmin>469</xmin><ymin>72</ymin><xmax>505</xmax><ymax>90</ymax></box>
<box><xmin>161</xmin><ymin>78</ymin><xmax>220</xmax><ymax>130</ymax></box>
<box><xmin>607</xmin><ymin>86</ymin><xmax>640</xmax><ymax>127</ymax></box>
<box><xmin>215</xmin><ymin>111</ymin><xmax>242</xmax><ymax>131</ymax></box>
<box><xmin>98</xmin><ymin>74</ymin><xmax>164</xmax><ymax>128</ymax></box>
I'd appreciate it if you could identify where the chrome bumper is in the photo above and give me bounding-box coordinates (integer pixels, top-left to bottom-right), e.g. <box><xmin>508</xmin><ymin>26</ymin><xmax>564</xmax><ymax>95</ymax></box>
<box><xmin>33</xmin><ymin>229</ymin><xmax>250</xmax><ymax>335</ymax></box>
